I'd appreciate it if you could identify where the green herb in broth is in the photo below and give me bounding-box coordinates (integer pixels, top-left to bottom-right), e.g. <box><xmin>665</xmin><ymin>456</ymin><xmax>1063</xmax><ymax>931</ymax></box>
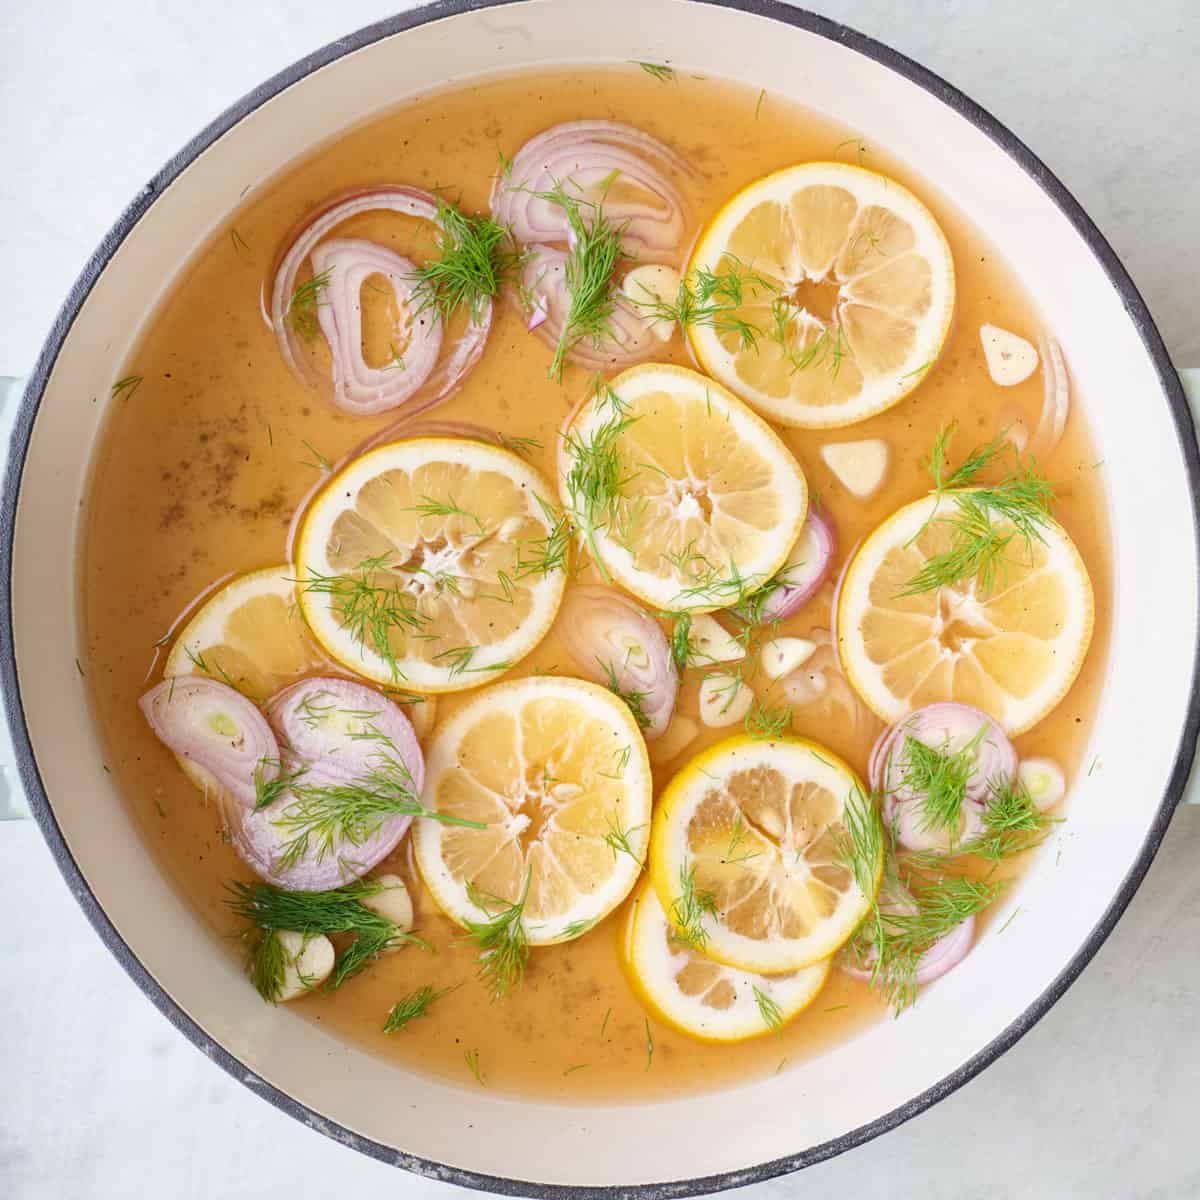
<box><xmin>463</xmin><ymin>871</ymin><xmax>532</xmax><ymax>1000</ymax></box>
<box><xmin>902</xmin><ymin>424</ymin><xmax>1056</xmax><ymax>597</ymax></box>
<box><xmin>410</xmin><ymin>197</ymin><xmax>525</xmax><ymax>322</ymax></box>
<box><xmin>285</xmin><ymin>269</ymin><xmax>331</xmax><ymax>340</ymax></box>
<box><xmin>383</xmin><ymin>984</ymin><xmax>456</xmax><ymax>1033</ymax></box>
<box><xmin>670</xmin><ymin>864</ymin><xmax>718</xmax><ymax>951</ymax></box>
<box><xmin>230</xmin><ymin>879</ymin><xmax>426</xmax><ymax>999</ymax></box>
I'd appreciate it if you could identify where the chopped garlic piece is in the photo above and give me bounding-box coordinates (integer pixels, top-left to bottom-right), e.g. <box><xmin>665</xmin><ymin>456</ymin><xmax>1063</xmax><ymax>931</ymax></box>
<box><xmin>362</xmin><ymin>873</ymin><xmax>415</xmax><ymax>934</ymax></box>
<box><xmin>699</xmin><ymin>674</ymin><xmax>753</xmax><ymax>727</ymax></box>
<box><xmin>649</xmin><ymin>715</ymin><xmax>700</xmax><ymax>764</ymax></box>
<box><xmin>761</xmin><ymin>636</ymin><xmax>817</xmax><ymax>680</ymax></box>
<box><xmin>1017</xmin><ymin>757</ymin><xmax>1066</xmax><ymax>812</ymax></box>
<box><xmin>980</xmin><ymin>323</ymin><xmax>1039</xmax><ymax>386</ymax></box>
<box><xmin>821</xmin><ymin>439</ymin><xmax>889</xmax><ymax>499</ymax></box>
<box><xmin>621</xmin><ymin>264</ymin><xmax>681</xmax><ymax>342</ymax></box>
<box><xmin>687</xmin><ymin>614</ymin><xmax>746</xmax><ymax>665</ymax></box>
<box><xmin>275</xmin><ymin>930</ymin><xmax>335</xmax><ymax>1001</ymax></box>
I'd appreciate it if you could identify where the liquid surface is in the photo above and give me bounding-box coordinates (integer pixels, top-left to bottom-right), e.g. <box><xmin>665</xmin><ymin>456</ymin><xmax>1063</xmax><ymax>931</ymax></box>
<box><xmin>81</xmin><ymin>67</ymin><xmax>1111</xmax><ymax>1100</ymax></box>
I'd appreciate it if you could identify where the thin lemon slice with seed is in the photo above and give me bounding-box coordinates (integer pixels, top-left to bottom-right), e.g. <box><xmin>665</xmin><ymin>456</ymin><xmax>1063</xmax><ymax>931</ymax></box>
<box><xmin>413</xmin><ymin>677</ymin><xmax>652</xmax><ymax>945</ymax></box>
<box><xmin>648</xmin><ymin>735</ymin><xmax>880</xmax><ymax>974</ymax></box>
<box><xmin>837</xmin><ymin>493</ymin><xmax>1094</xmax><ymax>734</ymax></box>
<box><xmin>295</xmin><ymin>437</ymin><xmax>567</xmax><ymax>692</ymax></box>
<box><xmin>621</xmin><ymin>882</ymin><xmax>830</xmax><ymax>1043</ymax></box>
<box><xmin>559</xmin><ymin>363</ymin><xmax>807</xmax><ymax>611</ymax></box>
<box><xmin>688</xmin><ymin>162</ymin><xmax>955</xmax><ymax>428</ymax></box>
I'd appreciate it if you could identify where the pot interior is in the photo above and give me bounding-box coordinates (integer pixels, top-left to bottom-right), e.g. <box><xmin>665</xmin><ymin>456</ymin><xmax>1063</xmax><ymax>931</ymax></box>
<box><xmin>8</xmin><ymin>0</ymin><xmax>1196</xmax><ymax>1189</ymax></box>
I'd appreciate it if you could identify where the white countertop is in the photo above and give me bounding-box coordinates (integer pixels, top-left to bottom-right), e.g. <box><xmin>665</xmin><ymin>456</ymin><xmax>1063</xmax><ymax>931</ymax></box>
<box><xmin>3</xmin><ymin>2</ymin><xmax>1199</xmax><ymax>1197</ymax></box>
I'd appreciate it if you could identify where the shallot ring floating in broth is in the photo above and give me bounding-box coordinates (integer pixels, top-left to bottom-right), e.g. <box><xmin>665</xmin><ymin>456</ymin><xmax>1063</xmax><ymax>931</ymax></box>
<box><xmin>490</xmin><ymin>119</ymin><xmax>693</xmax><ymax>260</ymax></box>
<box><xmin>493</xmin><ymin>120</ymin><xmax>692</xmax><ymax>371</ymax></box>
<box><xmin>871</xmin><ymin>701</ymin><xmax>1018</xmax><ymax>853</ymax></box>
<box><xmin>139</xmin><ymin>675</ymin><xmax>279</xmax><ymax>811</ymax></box>
<box><xmin>269</xmin><ymin>185</ymin><xmax>492</xmax><ymax>416</ymax></box>
<box><xmin>231</xmin><ymin>676</ymin><xmax>427</xmax><ymax>892</ymax></box>
<box><xmin>742</xmin><ymin>507</ymin><xmax>837</xmax><ymax>623</ymax></box>
<box><xmin>518</xmin><ymin>244</ymin><xmax>660</xmax><ymax>371</ymax></box>
<box><xmin>558</xmin><ymin>585</ymin><xmax>679</xmax><ymax>739</ymax></box>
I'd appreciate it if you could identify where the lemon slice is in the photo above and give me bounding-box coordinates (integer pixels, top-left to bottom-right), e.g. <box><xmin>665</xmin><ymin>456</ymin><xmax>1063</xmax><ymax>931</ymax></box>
<box><xmin>687</xmin><ymin>163</ymin><xmax>955</xmax><ymax>428</ymax></box>
<box><xmin>837</xmin><ymin>493</ymin><xmax>1094</xmax><ymax>734</ymax></box>
<box><xmin>622</xmin><ymin>883</ymin><xmax>830</xmax><ymax>1042</ymax></box>
<box><xmin>295</xmin><ymin>438</ymin><xmax>567</xmax><ymax>692</ymax></box>
<box><xmin>163</xmin><ymin>564</ymin><xmax>438</xmax><ymax>739</ymax></box>
<box><xmin>559</xmin><ymin>364</ymin><xmax>807</xmax><ymax>611</ymax></box>
<box><xmin>649</xmin><ymin>735</ymin><xmax>879</xmax><ymax>974</ymax></box>
<box><xmin>413</xmin><ymin>676</ymin><xmax>652</xmax><ymax>944</ymax></box>
<box><xmin>165</xmin><ymin>566</ymin><xmax>325</xmax><ymax>697</ymax></box>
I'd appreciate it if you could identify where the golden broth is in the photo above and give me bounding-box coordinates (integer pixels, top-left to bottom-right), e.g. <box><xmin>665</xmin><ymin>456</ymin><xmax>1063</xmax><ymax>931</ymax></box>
<box><xmin>80</xmin><ymin>66</ymin><xmax>1111</xmax><ymax>1100</ymax></box>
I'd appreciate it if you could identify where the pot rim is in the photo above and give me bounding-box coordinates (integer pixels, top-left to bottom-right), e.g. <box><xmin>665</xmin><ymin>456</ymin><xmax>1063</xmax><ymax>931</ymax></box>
<box><xmin>3</xmin><ymin>1</ymin><xmax>1198</xmax><ymax>1195</ymax></box>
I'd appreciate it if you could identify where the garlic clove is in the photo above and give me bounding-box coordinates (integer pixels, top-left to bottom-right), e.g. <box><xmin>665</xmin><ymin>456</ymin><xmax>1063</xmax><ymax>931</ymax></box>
<box><xmin>821</xmin><ymin>439</ymin><xmax>889</xmax><ymax>499</ymax></box>
<box><xmin>686</xmin><ymin>614</ymin><xmax>747</xmax><ymax>665</ymax></box>
<box><xmin>1017</xmin><ymin>757</ymin><xmax>1066</xmax><ymax>812</ymax></box>
<box><xmin>621</xmin><ymin>264</ymin><xmax>682</xmax><ymax>342</ymax></box>
<box><xmin>980</xmin><ymin>323</ymin><xmax>1039</xmax><ymax>386</ymax></box>
<box><xmin>699</xmin><ymin>674</ymin><xmax>753</xmax><ymax>727</ymax></box>
<box><xmin>274</xmin><ymin>930</ymin><xmax>335</xmax><ymax>1001</ymax></box>
<box><xmin>761</xmin><ymin>636</ymin><xmax>817</xmax><ymax>680</ymax></box>
<box><xmin>362</xmin><ymin>873</ymin><xmax>415</xmax><ymax>934</ymax></box>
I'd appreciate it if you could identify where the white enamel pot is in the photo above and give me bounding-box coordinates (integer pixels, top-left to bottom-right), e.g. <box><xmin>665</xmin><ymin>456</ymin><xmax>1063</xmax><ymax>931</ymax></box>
<box><xmin>4</xmin><ymin>1</ymin><xmax>1199</xmax><ymax>1194</ymax></box>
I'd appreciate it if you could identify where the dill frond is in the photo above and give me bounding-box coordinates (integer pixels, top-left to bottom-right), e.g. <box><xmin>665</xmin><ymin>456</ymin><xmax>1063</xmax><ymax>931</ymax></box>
<box><xmin>670</xmin><ymin>864</ymin><xmax>718</xmax><ymax>951</ymax></box>
<box><xmin>285</xmin><ymin>270</ymin><xmax>332</xmax><ymax>341</ymax></box>
<box><xmin>462</xmin><ymin>871</ymin><xmax>532</xmax><ymax>1000</ymax></box>
<box><xmin>383</xmin><ymin>984</ymin><xmax>455</xmax><ymax>1033</ymax></box>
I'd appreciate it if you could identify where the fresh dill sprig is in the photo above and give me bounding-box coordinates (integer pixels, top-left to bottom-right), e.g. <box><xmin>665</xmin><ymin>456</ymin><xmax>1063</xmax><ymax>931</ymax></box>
<box><xmin>253</xmin><ymin>757</ymin><xmax>307</xmax><ymax>811</ymax></box>
<box><xmin>300</xmin><ymin>439</ymin><xmax>332</xmax><ymax>472</ymax></box>
<box><xmin>846</xmin><ymin>873</ymin><xmax>1001</xmax><ymax>1011</ymax></box>
<box><xmin>671</xmin><ymin>556</ymin><xmax>768</xmax><ymax>612</ymax></box>
<box><xmin>383</xmin><ymin>984</ymin><xmax>455</xmax><ymax>1033</ymax></box>
<box><xmin>464</xmin><ymin>1048</ymin><xmax>485</xmax><ymax>1085</ymax></box>
<box><xmin>111</xmin><ymin>375</ymin><xmax>143</xmax><ymax>400</ymax></box>
<box><xmin>526</xmin><ymin>179</ymin><xmax>627</xmax><ymax>378</ymax></box>
<box><xmin>560</xmin><ymin>916</ymin><xmax>599</xmax><ymax>939</ymax></box>
<box><xmin>671</xmin><ymin>864</ymin><xmax>718</xmax><ymax>951</ymax></box>
<box><xmin>286</xmin><ymin>270</ymin><xmax>332</xmax><ymax>341</ymax></box>
<box><xmin>431</xmin><ymin>645</ymin><xmax>513</xmax><ymax>679</ymax></box>
<box><xmin>561</xmin><ymin>385</ymin><xmax>640</xmax><ymax>577</ymax></box>
<box><xmin>899</xmin><ymin>727</ymin><xmax>987</xmax><ymax>833</ymax></box>
<box><xmin>229</xmin><ymin>878</ymin><xmax>425</xmax><ymax>998</ymax></box>
<box><xmin>902</xmin><ymin>424</ymin><xmax>1056</xmax><ymax>597</ymax></box>
<box><xmin>753</xmin><ymin>986</ymin><xmax>785</xmax><ymax>1033</ymax></box>
<box><xmin>410</xmin><ymin>197</ymin><xmax>524</xmax><ymax>322</ymax></box>
<box><xmin>271</xmin><ymin>752</ymin><xmax>485</xmax><ymax>868</ymax></box>
<box><xmin>745</xmin><ymin>697</ymin><xmax>791</xmax><ymax>741</ymax></box>
<box><xmin>599</xmin><ymin>659</ymin><xmax>651</xmax><ymax>730</ymax></box>
<box><xmin>462</xmin><ymin>871</ymin><xmax>532</xmax><ymax>1000</ymax></box>
<box><xmin>668</xmin><ymin>612</ymin><xmax>693</xmax><ymax>671</ymax></box>
<box><xmin>299</xmin><ymin>556</ymin><xmax>429</xmax><ymax>680</ymax></box>
<box><xmin>769</xmin><ymin>310</ymin><xmax>848</xmax><ymax>378</ymax></box>
<box><xmin>603</xmin><ymin>810</ymin><xmax>647</xmax><ymax>867</ymax></box>
<box><xmin>635</xmin><ymin>60</ymin><xmax>675</xmax><ymax>81</ymax></box>
<box><xmin>832</xmin><ymin>785</ymin><xmax>884</xmax><ymax>899</ymax></box>
<box><xmin>917</xmin><ymin>777</ymin><xmax>1056</xmax><ymax>864</ymax></box>
<box><xmin>230</xmin><ymin>228</ymin><xmax>251</xmax><ymax>255</ymax></box>
<box><xmin>514</xmin><ymin>495</ymin><xmax>572</xmax><ymax>578</ymax></box>
<box><xmin>250</xmin><ymin>928</ymin><xmax>288</xmax><ymax>1003</ymax></box>
<box><xmin>626</xmin><ymin>258</ymin><xmax>776</xmax><ymax>350</ymax></box>
<box><xmin>724</xmin><ymin>814</ymin><xmax>762</xmax><ymax>866</ymax></box>
<box><xmin>496</xmin><ymin>432</ymin><xmax>543</xmax><ymax>457</ymax></box>
<box><xmin>407</xmin><ymin>494</ymin><xmax>486</xmax><ymax>534</ymax></box>
<box><xmin>644</xmin><ymin>1018</ymin><xmax>655</xmax><ymax>1071</ymax></box>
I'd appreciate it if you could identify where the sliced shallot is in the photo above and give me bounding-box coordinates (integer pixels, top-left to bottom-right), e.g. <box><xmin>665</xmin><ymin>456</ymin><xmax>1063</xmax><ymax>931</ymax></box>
<box><xmin>874</xmin><ymin>702</ymin><xmax>1018</xmax><ymax>853</ymax></box>
<box><xmin>308</xmin><ymin>238</ymin><xmax>442</xmax><ymax>415</ymax></box>
<box><xmin>491</xmin><ymin>119</ymin><xmax>691</xmax><ymax>261</ymax></box>
<box><xmin>1030</xmin><ymin>336</ymin><xmax>1070</xmax><ymax>458</ymax></box>
<box><xmin>230</xmin><ymin>677</ymin><xmax>426</xmax><ymax>891</ymax></box>
<box><xmin>840</xmin><ymin>879</ymin><xmax>976</xmax><ymax>990</ymax></box>
<box><xmin>743</xmin><ymin>508</ymin><xmax>836</xmax><ymax>623</ymax></box>
<box><xmin>558</xmin><ymin>586</ymin><xmax>678</xmax><ymax>739</ymax></box>
<box><xmin>139</xmin><ymin>676</ymin><xmax>278</xmax><ymax>810</ymax></box>
<box><xmin>269</xmin><ymin>186</ymin><xmax>491</xmax><ymax>417</ymax></box>
<box><xmin>518</xmin><ymin>245</ymin><xmax>660</xmax><ymax>370</ymax></box>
